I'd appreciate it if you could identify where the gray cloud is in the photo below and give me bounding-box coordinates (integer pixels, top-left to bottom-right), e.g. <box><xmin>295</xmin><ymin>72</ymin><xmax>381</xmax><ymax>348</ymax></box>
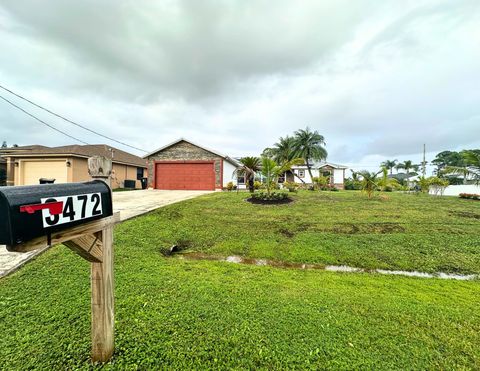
<box><xmin>0</xmin><ymin>0</ymin><xmax>479</xmax><ymax>172</ymax></box>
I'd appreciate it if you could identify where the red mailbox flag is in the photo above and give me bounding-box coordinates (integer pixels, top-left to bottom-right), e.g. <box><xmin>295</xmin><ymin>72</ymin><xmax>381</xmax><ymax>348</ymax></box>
<box><xmin>19</xmin><ymin>201</ymin><xmax>64</xmax><ymax>215</ymax></box>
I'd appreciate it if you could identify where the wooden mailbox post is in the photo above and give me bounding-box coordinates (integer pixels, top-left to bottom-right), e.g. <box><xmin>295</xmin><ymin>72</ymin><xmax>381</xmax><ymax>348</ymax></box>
<box><xmin>3</xmin><ymin>156</ymin><xmax>117</xmax><ymax>363</ymax></box>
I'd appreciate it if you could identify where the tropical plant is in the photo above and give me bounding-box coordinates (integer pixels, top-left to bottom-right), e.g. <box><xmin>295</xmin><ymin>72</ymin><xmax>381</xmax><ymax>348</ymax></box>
<box><xmin>234</xmin><ymin>157</ymin><xmax>261</xmax><ymax>193</ymax></box>
<box><xmin>377</xmin><ymin>167</ymin><xmax>400</xmax><ymax>191</ymax></box>
<box><xmin>226</xmin><ymin>181</ymin><xmax>235</xmax><ymax>191</ymax></box>
<box><xmin>292</xmin><ymin>127</ymin><xmax>327</xmax><ymax>181</ymax></box>
<box><xmin>355</xmin><ymin>170</ymin><xmax>381</xmax><ymax>198</ymax></box>
<box><xmin>282</xmin><ymin>181</ymin><xmax>298</xmax><ymax>192</ymax></box>
<box><xmin>396</xmin><ymin>160</ymin><xmax>419</xmax><ymax>185</ymax></box>
<box><xmin>312</xmin><ymin>175</ymin><xmax>329</xmax><ymax>190</ymax></box>
<box><xmin>269</xmin><ymin>136</ymin><xmax>296</xmax><ymax>163</ymax></box>
<box><xmin>261</xmin><ymin>157</ymin><xmax>304</xmax><ymax>196</ymax></box>
<box><xmin>381</xmin><ymin>160</ymin><xmax>397</xmax><ymax>175</ymax></box>
<box><xmin>444</xmin><ymin>150</ymin><xmax>480</xmax><ymax>185</ymax></box>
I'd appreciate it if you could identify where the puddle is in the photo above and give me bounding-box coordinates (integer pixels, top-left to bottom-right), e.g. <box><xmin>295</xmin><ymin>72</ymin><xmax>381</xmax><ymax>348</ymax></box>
<box><xmin>177</xmin><ymin>253</ymin><xmax>477</xmax><ymax>281</ymax></box>
<box><xmin>325</xmin><ymin>265</ymin><xmax>362</xmax><ymax>273</ymax></box>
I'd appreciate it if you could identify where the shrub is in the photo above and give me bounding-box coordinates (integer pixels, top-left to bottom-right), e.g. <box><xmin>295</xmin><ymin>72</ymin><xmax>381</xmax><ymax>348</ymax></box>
<box><xmin>344</xmin><ymin>179</ymin><xmax>362</xmax><ymax>190</ymax></box>
<box><xmin>226</xmin><ymin>181</ymin><xmax>235</xmax><ymax>191</ymax></box>
<box><xmin>459</xmin><ymin>193</ymin><xmax>480</xmax><ymax>200</ymax></box>
<box><xmin>254</xmin><ymin>180</ymin><xmax>262</xmax><ymax>190</ymax></box>
<box><xmin>251</xmin><ymin>191</ymin><xmax>290</xmax><ymax>201</ymax></box>
<box><xmin>283</xmin><ymin>181</ymin><xmax>298</xmax><ymax>192</ymax></box>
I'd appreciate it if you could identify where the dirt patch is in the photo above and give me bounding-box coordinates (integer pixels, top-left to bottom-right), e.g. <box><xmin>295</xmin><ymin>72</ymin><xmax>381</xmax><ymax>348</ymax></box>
<box><xmin>246</xmin><ymin>197</ymin><xmax>293</xmax><ymax>205</ymax></box>
<box><xmin>279</xmin><ymin>228</ymin><xmax>295</xmax><ymax>238</ymax></box>
<box><xmin>449</xmin><ymin>211</ymin><xmax>480</xmax><ymax>220</ymax></box>
<box><xmin>332</xmin><ymin>224</ymin><xmax>360</xmax><ymax>234</ymax></box>
<box><xmin>332</xmin><ymin>223</ymin><xmax>405</xmax><ymax>234</ymax></box>
<box><xmin>369</xmin><ymin>223</ymin><xmax>406</xmax><ymax>233</ymax></box>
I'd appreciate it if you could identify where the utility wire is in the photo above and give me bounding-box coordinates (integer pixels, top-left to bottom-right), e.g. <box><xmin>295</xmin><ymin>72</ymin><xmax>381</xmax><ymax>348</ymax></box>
<box><xmin>0</xmin><ymin>84</ymin><xmax>147</xmax><ymax>153</ymax></box>
<box><xmin>0</xmin><ymin>94</ymin><xmax>90</xmax><ymax>145</ymax></box>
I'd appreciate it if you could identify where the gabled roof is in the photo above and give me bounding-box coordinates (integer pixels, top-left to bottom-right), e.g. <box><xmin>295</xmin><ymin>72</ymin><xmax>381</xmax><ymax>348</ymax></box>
<box><xmin>143</xmin><ymin>138</ymin><xmax>240</xmax><ymax>166</ymax></box>
<box><xmin>292</xmin><ymin>161</ymin><xmax>348</xmax><ymax>169</ymax></box>
<box><xmin>0</xmin><ymin>144</ymin><xmax>146</xmax><ymax>168</ymax></box>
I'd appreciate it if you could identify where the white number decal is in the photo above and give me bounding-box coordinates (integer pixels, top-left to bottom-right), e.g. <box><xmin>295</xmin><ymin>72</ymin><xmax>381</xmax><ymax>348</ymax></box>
<box><xmin>41</xmin><ymin>193</ymin><xmax>103</xmax><ymax>228</ymax></box>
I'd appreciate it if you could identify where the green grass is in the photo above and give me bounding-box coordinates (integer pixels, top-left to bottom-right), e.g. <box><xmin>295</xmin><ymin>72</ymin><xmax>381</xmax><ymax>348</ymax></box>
<box><xmin>1</xmin><ymin>190</ymin><xmax>479</xmax><ymax>369</ymax></box>
<box><xmin>123</xmin><ymin>190</ymin><xmax>480</xmax><ymax>274</ymax></box>
<box><xmin>1</xmin><ymin>239</ymin><xmax>479</xmax><ymax>369</ymax></box>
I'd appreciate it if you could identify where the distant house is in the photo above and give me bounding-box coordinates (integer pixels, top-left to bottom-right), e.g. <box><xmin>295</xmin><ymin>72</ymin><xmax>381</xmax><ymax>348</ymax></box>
<box><xmin>143</xmin><ymin>138</ymin><xmax>240</xmax><ymax>190</ymax></box>
<box><xmin>289</xmin><ymin>161</ymin><xmax>348</xmax><ymax>189</ymax></box>
<box><xmin>0</xmin><ymin>144</ymin><xmax>147</xmax><ymax>189</ymax></box>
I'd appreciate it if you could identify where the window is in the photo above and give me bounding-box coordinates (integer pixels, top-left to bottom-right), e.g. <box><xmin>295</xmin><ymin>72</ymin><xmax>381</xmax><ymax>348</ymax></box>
<box><xmin>136</xmin><ymin>167</ymin><xmax>144</xmax><ymax>180</ymax></box>
<box><xmin>298</xmin><ymin>170</ymin><xmax>305</xmax><ymax>178</ymax></box>
<box><xmin>278</xmin><ymin>173</ymin><xmax>285</xmax><ymax>183</ymax></box>
<box><xmin>237</xmin><ymin>175</ymin><xmax>245</xmax><ymax>184</ymax></box>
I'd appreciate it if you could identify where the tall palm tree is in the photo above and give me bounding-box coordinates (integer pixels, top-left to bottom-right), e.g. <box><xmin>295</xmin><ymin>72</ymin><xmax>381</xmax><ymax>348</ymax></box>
<box><xmin>292</xmin><ymin>127</ymin><xmax>328</xmax><ymax>181</ymax></box>
<box><xmin>397</xmin><ymin>160</ymin><xmax>419</xmax><ymax>185</ymax></box>
<box><xmin>270</xmin><ymin>136</ymin><xmax>296</xmax><ymax>163</ymax></box>
<box><xmin>234</xmin><ymin>157</ymin><xmax>261</xmax><ymax>193</ymax></box>
<box><xmin>381</xmin><ymin>160</ymin><xmax>397</xmax><ymax>175</ymax></box>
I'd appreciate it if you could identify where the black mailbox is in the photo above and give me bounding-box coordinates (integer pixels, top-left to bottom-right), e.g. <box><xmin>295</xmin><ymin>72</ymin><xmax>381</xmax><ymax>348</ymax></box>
<box><xmin>0</xmin><ymin>180</ymin><xmax>113</xmax><ymax>246</ymax></box>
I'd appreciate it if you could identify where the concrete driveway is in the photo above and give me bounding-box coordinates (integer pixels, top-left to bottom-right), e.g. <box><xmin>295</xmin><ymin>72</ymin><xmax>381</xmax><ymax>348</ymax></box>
<box><xmin>112</xmin><ymin>189</ymin><xmax>213</xmax><ymax>221</ymax></box>
<box><xmin>0</xmin><ymin>189</ymin><xmax>213</xmax><ymax>278</ymax></box>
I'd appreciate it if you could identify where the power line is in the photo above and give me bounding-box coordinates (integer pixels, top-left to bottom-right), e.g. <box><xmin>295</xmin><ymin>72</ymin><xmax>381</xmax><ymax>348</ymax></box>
<box><xmin>0</xmin><ymin>84</ymin><xmax>147</xmax><ymax>153</ymax></box>
<box><xmin>0</xmin><ymin>94</ymin><xmax>90</xmax><ymax>145</ymax></box>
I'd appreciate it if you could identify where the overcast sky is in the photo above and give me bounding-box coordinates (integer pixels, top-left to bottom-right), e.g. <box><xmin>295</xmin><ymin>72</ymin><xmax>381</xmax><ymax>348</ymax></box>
<box><xmin>0</xmin><ymin>0</ymin><xmax>479</xmax><ymax>173</ymax></box>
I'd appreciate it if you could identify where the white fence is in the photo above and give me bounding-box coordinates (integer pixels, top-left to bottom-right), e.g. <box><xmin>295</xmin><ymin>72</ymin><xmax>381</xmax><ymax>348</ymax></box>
<box><xmin>429</xmin><ymin>184</ymin><xmax>480</xmax><ymax>197</ymax></box>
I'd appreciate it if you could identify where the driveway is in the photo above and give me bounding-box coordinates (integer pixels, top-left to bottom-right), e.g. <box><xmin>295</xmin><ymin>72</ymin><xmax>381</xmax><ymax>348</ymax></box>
<box><xmin>0</xmin><ymin>189</ymin><xmax>213</xmax><ymax>278</ymax></box>
<box><xmin>113</xmin><ymin>189</ymin><xmax>212</xmax><ymax>220</ymax></box>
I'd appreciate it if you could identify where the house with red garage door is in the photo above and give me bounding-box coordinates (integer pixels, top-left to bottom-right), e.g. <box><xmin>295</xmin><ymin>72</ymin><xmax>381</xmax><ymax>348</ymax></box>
<box><xmin>143</xmin><ymin>138</ymin><xmax>240</xmax><ymax>190</ymax></box>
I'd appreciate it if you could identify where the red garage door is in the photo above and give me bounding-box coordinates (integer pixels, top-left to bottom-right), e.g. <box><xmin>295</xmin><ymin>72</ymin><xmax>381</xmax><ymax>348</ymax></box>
<box><xmin>155</xmin><ymin>162</ymin><xmax>215</xmax><ymax>190</ymax></box>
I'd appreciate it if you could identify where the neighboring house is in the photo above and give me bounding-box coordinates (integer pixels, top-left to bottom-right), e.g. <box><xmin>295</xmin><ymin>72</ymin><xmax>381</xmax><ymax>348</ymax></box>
<box><xmin>144</xmin><ymin>138</ymin><xmax>240</xmax><ymax>190</ymax></box>
<box><xmin>289</xmin><ymin>161</ymin><xmax>347</xmax><ymax>189</ymax></box>
<box><xmin>0</xmin><ymin>144</ymin><xmax>147</xmax><ymax>189</ymax></box>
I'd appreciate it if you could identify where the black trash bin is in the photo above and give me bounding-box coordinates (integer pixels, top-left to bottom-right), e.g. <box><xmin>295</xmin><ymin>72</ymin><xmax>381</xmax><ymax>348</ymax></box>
<box><xmin>39</xmin><ymin>178</ymin><xmax>55</xmax><ymax>184</ymax></box>
<box><xmin>140</xmin><ymin>177</ymin><xmax>148</xmax><ymax>190</ymax></box>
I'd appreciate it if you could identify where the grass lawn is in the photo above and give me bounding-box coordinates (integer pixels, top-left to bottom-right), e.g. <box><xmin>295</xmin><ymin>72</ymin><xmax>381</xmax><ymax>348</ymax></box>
<box><xmin>1</xmin><ymin>191</ymin><xmax>479</xmax><ymax>369</ymax></box>
<box><xmin>127</xmin><ymin>190</ymin><xmax>480</xmax><ymax>274</ymax></box>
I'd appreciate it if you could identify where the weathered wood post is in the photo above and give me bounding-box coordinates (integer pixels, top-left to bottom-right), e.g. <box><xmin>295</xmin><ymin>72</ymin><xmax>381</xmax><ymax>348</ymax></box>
<box><xmin>88</xmin><ymin>156</ymin><xmax>114</xmax><ymax>362</ymax></box>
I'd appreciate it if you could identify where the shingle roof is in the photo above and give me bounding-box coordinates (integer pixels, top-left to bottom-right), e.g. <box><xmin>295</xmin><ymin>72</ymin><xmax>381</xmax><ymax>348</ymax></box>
<box><xmin>143</xmin><ymin>138</ymin><xmax>240</xmax><ymax>166</ymax></box>
<box><xmin>0</xmin><ymin>144</ymin><xmax>146</xmax><ymax>168</ymax></box>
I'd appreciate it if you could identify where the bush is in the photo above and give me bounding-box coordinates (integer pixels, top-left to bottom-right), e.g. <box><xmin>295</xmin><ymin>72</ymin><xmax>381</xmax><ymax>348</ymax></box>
<box><xmin>251</xmin><ymin>191</ymin><xmax>290</xmax><ymax>201</ymax></box>
<box><xmin>344</xmin><ymin>179</ymin><xmax>362</xmax><ymax>190</ymax></box>
<box><xmin>254</xmin><ymin>180</ymin><xmax>262</xmax><ymax>190</ymax></box>
<box><xmin>283</xmin><ymin>181</ymin><xmax>298</xmax><ymax>192</ymax></box>
<box><xmin>459</xmin><ymin>193</ymin><xmax>480</xmax><ymax>200</ymax></box>
<box><xmin>226</xmin><ymin>181</ymin><xmax>235</xmax><ymax>191</ymax></box>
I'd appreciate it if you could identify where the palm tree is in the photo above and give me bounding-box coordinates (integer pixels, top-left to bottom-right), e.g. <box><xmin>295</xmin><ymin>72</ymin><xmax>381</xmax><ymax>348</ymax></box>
<box><xmin>292</xmin><ymin>127</ymin><xmax>328</xmax><ymax>181</ymax></box>
<box><xmin>261</xmin><ymin>157</ymin><xmax>304</xmax><ymax>195</ymax></box>
<box><xmin>234</xmin><ymin>157</ymin><xmax>261</xmax><ymax>193</ymax></box>
<box><xmin>381</xmin><ymin>160</ymin><xmax>397</xmax><ymax>175</ymax></box>
<box><xmin>445</xmin><ymin>150</ymin><xmax>480</xmax><ymax>185</ymax></box>
<box><xmin>397</xmin><ymin>160</ymin><xmax>419</xmax><ymax>185</ymax></box>
<box><xmin>270</xmin><ymin>136</ymin><xmax>296</xmax><ymax>163</ymax></box>
<box><xmin>356</xmin><ymin>170</ymin><xmax>381</xmax><ymax>198</ymax></box>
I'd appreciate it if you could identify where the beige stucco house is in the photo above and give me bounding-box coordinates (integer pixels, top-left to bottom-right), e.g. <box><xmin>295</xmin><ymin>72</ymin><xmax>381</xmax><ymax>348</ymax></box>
<box><xmin>1</xmin><ymin>144</ymin><xmax>147</xmax><ymax>189</ymax></box>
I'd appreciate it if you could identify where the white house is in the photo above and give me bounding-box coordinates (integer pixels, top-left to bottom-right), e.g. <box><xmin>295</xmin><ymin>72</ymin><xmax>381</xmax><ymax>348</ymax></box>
<box><xmin>289</xmin><ymin>161</ymin><xmax>348</xmax><ymax>189</ymax></box>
